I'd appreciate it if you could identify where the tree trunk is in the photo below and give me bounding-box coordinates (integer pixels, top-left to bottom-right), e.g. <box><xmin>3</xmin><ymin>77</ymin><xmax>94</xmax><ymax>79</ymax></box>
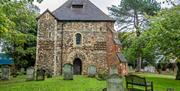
<box><xmin>136</xmin><ymin>54</ymin><xmax>142</xmax><ymax>72</ymax></box>
<box><xmin>176</xmin><ymin>62</ymin><xmax>180</xmax><ymax>80</ymax></box>
<box><xmin>134</xmin><ymin>10</ymin><xmax>142</xmax><ymax>72</ymax></box>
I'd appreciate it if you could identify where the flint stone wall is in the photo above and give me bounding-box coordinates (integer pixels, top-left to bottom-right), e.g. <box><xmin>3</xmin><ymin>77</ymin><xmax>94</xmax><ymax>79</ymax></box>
<box><xmin>36</xmin><ymin>11</ymin><xmax>119</xmax><ymax>75</ymax></box>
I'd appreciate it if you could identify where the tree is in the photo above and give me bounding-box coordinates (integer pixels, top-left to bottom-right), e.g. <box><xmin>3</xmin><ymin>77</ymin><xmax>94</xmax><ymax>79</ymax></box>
<box><xmin>145</xmin><ymin>5</ymin><xmax>180</xmax><ymax>80</ymax></box>
<box><xmin>118</xmin><ymin>31</ymin><xmax>157</xmax><ymax>68</ymax></box>
<box><xmin>108</xmin><ymin>0</ymin><xmax>161</xmax><ymax>71</ymax></box>
<box><xmin>161</xmin><ymin>0</ymin><xmax>180</xmax><ymax>6</ymax></box>
<box><xmin>0</xmin><ymin>0</ymin><xmax>43</xmax><ymax>4</ymax></box>
<box><xmin>0</xmin><ymin>1</ymin><xmax>38</xmax><ymax>69</ymax></box>
<box><xmin>0</xmin><ymin>7</ymin><xmax>14</xmax><ymax>37</ymax></box>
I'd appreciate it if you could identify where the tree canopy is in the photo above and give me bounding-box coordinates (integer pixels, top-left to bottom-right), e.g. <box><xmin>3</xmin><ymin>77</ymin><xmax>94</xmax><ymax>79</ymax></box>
<box><xmin>0</xmin><ymin>1</ymin><xmax>38</xmax><ymax>68</ymax></box>
<box><xmin>113</xmin><ymin>4</ymin><xmax>180</xmax><ymax>79</ymax></box>
<box><xmin>108</xmin><ymin>0</ymin><xmax>161</xmax><ymax>71</ymax></box>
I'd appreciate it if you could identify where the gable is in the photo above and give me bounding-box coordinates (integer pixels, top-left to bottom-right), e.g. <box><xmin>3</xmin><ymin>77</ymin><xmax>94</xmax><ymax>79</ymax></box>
<box><xmin>52</xmin><ymin>0</ymin><xmax>115</xmax><ymax>21</ymax></box>
<box><xmin>37</xmin><ymin>9</ymin><xmax>57</xmax><ymax>20</ymax></box>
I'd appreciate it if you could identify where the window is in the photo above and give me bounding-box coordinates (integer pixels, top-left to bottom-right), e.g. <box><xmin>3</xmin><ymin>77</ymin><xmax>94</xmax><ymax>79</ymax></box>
<box><xmin>75</xmin><ymin>33</ymin><xmax>82</xmax><ymax>45</ymax></box>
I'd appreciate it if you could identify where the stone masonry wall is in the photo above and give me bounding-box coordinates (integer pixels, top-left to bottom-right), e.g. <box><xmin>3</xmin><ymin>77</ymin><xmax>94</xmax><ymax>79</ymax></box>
<box><xmin>36</xmin><ymin>12</ymin><xmax>57</xmax><ymax>74</ymax></box>
<box><xmin>56</xmin><ymin>22</ymin><xmax>110</xmax><ymax>75</ymax></box>
<box><xmin>36</xmin><ymin>11</ymin><xmax>126</xmax><ymax>75</ymax></box>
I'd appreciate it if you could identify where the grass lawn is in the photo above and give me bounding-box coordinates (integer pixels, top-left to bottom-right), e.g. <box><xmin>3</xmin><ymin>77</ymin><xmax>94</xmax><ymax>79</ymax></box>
<box><xmin>0</xmin><ymin>75</ymin><xmax>106</xmax><ymax>91</ymax></box>
<box><xmin>136</xmin><ymin>73</ymin><xmax>180</xmax><ymax>91</ymax></box>
<box><xmin>0</xmin><ymin>73</ymin><xmax>180</xmax><ymax>91</ymax></box>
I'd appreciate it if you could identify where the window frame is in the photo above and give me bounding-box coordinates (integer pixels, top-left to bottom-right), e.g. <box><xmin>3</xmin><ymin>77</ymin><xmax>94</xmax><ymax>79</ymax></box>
<box><xmin>74</xmin><ymin>32</ymin><xmax>83</xmax><ymax>47</ymax></box>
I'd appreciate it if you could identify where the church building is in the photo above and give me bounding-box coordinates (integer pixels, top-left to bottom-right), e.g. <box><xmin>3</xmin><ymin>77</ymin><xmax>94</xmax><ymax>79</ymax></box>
<box><xmin>36</xmin><ymin>0</ymin><xmax>128</xmax><ymax>75</ymax></box>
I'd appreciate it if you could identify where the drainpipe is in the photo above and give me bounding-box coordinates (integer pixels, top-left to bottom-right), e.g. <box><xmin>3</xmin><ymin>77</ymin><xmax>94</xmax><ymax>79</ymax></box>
<box><xmin>60</xmin><ymin>22</ymin><xmax>65</xmax><ymax>75</ymax></box>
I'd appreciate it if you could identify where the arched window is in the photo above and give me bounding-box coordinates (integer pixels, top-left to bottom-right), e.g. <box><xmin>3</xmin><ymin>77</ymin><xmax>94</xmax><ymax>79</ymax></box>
<box><xmin>75</xmin><ymin>33</ymin><xmax>82</xmax><ymax>45</ymax></box>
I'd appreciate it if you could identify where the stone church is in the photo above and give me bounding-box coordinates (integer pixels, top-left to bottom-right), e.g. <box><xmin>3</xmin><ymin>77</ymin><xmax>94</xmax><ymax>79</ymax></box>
<box><xmin>36</xmin><ymin>0</ymin><xmax>128</xmax><ymax>75</ymax></box>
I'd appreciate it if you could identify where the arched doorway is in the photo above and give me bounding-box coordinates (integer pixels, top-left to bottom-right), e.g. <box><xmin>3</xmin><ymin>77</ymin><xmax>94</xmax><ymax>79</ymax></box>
<box><xmin>73</xmin><ymin>58</ymin><xmax>82</xmax><ymax>75</ymax></box>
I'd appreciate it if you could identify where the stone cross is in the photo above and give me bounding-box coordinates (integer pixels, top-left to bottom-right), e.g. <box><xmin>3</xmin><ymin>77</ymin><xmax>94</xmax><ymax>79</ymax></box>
<box><xmin>109</xmin><ymin>65</ymin><xmax>118</xmax><ymax>75</ymax></box>
<box><xmin>63</xmin><ymin>63</ymin><xmax>73</xmax><ymax>80</ymax></box>
<box><xmin>26</xmin><ymin>67</ymin><xmax>35</xmax><ymax>81</ymax></box>
<box><xmin>107</xmin><ymin>74</ymin><xmax>124</xmax><ymax>91</ymax></box>
<box><xmin>88</xmin><ymin>65</ymin><xmax>96</xmax><ymax>77</ymax></box>
<box><xmin>36</xmin><ymin>69</ymin><xmax>45</xmax><ymax>81</ymax></box>
<box><xmin>1</xmin><ymin>65</ymin><xmax>10</xmax><ymax>80</ymax></box>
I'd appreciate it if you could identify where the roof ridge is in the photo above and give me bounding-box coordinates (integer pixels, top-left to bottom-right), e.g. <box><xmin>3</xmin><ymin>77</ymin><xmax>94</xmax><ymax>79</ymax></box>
<box><xmin>51</xmin><ymin>0</ymin><xmax>115</xmax><ymax>21</ymax></box>
<box><xmin>86</xmin><ymin>0</ymin><xmax>114</xmax><ymax>20</ymax></box>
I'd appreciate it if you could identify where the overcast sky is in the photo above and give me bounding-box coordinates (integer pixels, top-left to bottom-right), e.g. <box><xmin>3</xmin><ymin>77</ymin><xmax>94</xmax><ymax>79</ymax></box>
<box><xmin>34</xmin><ymin>0</ymin><xmax>121</xmax><ymax>14</ymax></box>
<box><xmin>33</xmin><ymin>0</ymin><xmax>173</xmax><ymax>14</ymax></box>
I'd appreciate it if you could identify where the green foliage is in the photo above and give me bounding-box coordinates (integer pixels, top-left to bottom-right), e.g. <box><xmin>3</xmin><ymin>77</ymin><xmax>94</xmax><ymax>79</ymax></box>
<box><xmin>109</xmin><ymin>0</ymin><xmax>161</xmax><ymax>71</ymax></box>
<box><xmin>0</xmin><ymin>0</ymin><xmax>43</xmax><ymax>4</ymax></box>
<box><xmin>0</xmin><ymin>8</ymin><xmax>14</xmax><ymax>37</ymax></box>
<box><xmin>96</xmin><ymin>73</ymin><xmax>108</xmax><ymax>81</ymax></box>
<box><xmin>108</xmin><ymin>0</ymin><xmax>160</xmax><ymax>32</ymax></box>
<box><xmin>147</xmin><ymin>5</ymin><xmax>180</xmax><ymax>61</ymax></box>
<box><xmin>119</xmin><ymin>32</ymin><xmax>157</xmax><ymax>66</ymax></box>
<box><xmin>0</xmin><ymin>1</ymin><xmax>38</xmax><ymax>68</ymax></box>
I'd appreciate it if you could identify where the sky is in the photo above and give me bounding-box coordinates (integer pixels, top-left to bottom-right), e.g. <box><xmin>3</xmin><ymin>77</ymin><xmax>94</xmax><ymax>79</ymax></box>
<box><xmin>33</xmin><ymin>0</ymin><xmax>174</xmax><ymax>14</ymax></box>
<box><xmin>34</xmin><ymin>0</ymin><xmax>121</xmax><ymax>14</ymax></box>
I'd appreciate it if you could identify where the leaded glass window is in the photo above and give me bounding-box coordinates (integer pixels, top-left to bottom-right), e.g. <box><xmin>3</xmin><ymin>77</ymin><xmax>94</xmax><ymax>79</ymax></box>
<box><xmin>75</xmin><ymin>33</ymin><xmax>81</xmax><ymax>45</ymax></box>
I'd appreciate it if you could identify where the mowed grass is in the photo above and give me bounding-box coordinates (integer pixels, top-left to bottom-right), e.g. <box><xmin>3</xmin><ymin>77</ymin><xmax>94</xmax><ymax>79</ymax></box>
<box><xmin>0</xmin><ymin>76</ymin><xmax>106</xmax><ymax>91</ymax></box>
<box><xmin>136</xmin><ymin>73</ymin><xmax>180</xmax><ymax>91</ymax></box>
<box><xmin>0</xmin><ymin>73</ymin><xmax>180</xmax><ymax>91</ymax></box>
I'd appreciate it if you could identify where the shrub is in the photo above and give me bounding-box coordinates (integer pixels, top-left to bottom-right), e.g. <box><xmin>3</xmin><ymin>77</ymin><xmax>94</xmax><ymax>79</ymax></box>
<box><xmin>96</xmin><ymin>73</ymin><xmax>108</xmax><ymax>81</ymax></box>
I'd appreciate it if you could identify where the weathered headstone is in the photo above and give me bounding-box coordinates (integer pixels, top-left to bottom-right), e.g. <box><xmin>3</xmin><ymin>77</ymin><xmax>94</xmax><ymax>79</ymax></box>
<box><xmin>107</xmin><ymin>74</ymin><xmax>124</xmax><ymax>91</ymax></box>
<box><xmin>26</xmin><ymin>67</ymin><xmax>35</xmax><ymax>81</ymax></box>
<box><xmin>1</xmin><ymin>65</ymin><xmax>10</xmax><ymax>80</ymax></box>
<box><xmin>88</xmin><ymin>65</ymin><xmax>96</xmax><ymax>77</ymax></box>
<box><xmin>109</xmin><ymin>65</ymin><xmax>118</xmax><ymax>75</ymax></box>
<box><xmin>36</xmin><ymin>69</ymin><xmax>45</xmax><ymax>81</ymax></box>
<box><xmin>20</xmin><ymin>68</ymin><xmax>25</xmax><ymax>75</ymax></box>
<box><xmin>63</xmin><ymin>63</ymin><xmax>73</xmax><ymax>80</ymax></box>
<box><xmin>144</xmin><ymin>66</ymin><xmax>155</xmax><ymax>73</ymax></box>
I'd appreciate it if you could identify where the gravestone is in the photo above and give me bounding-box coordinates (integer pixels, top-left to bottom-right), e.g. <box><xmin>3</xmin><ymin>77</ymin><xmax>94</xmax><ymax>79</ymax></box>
<box><xmin>107</xmin><ymin>74</ymin><xmax>124</xmax><ymax>91</ymax></box>
<box><xmin>63</xmin><ymin>63</ymin><xmax>73</xmax><ymax>80</ymax></box>
<box><xmin>109</xmin><ymin>65</ymin><xmax>118</xmax><ymax>75</ymax></box>
<box><xmin>144</xmin><ymin>66</ymin><xmax>155</xmax><ymax>73</ymax></box>
<box><xmin>1</xmin><ymin>65</ymin><xmax>10</xmax><ymax>80</ymax></box>
<box><xmin>20</xmin><ymin>68</ymin><xmax>25</xmax><ymax>75</ymax></box>
<box><xmin>26</xmin><ymin>67</ymin><xmax>35</xmax><ymax>81</ymax></box>
<box><xmin>88</xmin><ymin>65</ymin><xmax>96</xmax><ymax>77</ymax></box>
<box><xmin>36</xmin><ymin>69</ymin><xmax>45</xmax><ymax>81</ymax></box>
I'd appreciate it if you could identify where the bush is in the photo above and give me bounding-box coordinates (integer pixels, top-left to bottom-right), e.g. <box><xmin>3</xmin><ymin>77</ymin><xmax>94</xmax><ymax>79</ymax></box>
<box><xmin>45</xmin><ymin>70</ymin><xmax>53</xmax><ymax>78</ymax></box>
<box><xmin>96</xmin><ymin>73</ymin><xmax>108</xmax><ymax>81</ymax></box>
<box><xmin>11</xmin><ymin>69</ymin><xmax>18</xmax><ymax>78</ymax></box>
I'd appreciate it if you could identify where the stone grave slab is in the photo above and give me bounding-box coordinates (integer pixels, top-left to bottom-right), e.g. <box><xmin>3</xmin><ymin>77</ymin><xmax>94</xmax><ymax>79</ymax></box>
<box><xmin>88</xmin><ymin>65</ymin><xmax>96</xmax><ymax>77</ymax></box>
<box><xmin>63</xmin><ymin>63</ymin><xmax>73</xmax><ymax>80</ymax></box>
<box><xmin>26</xmin><ymin>67</ymin><xmax>35</xmax><ymax>81</ymax></box>
<box><xmin>1</xmin><ymin>65</ymin><xmax>10</xmax><ymax>80</ymax></box>
<box><xmin>107</xmin><ymin>74</ymin><xmax>124</xmax><ymax>91</ymax></box>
